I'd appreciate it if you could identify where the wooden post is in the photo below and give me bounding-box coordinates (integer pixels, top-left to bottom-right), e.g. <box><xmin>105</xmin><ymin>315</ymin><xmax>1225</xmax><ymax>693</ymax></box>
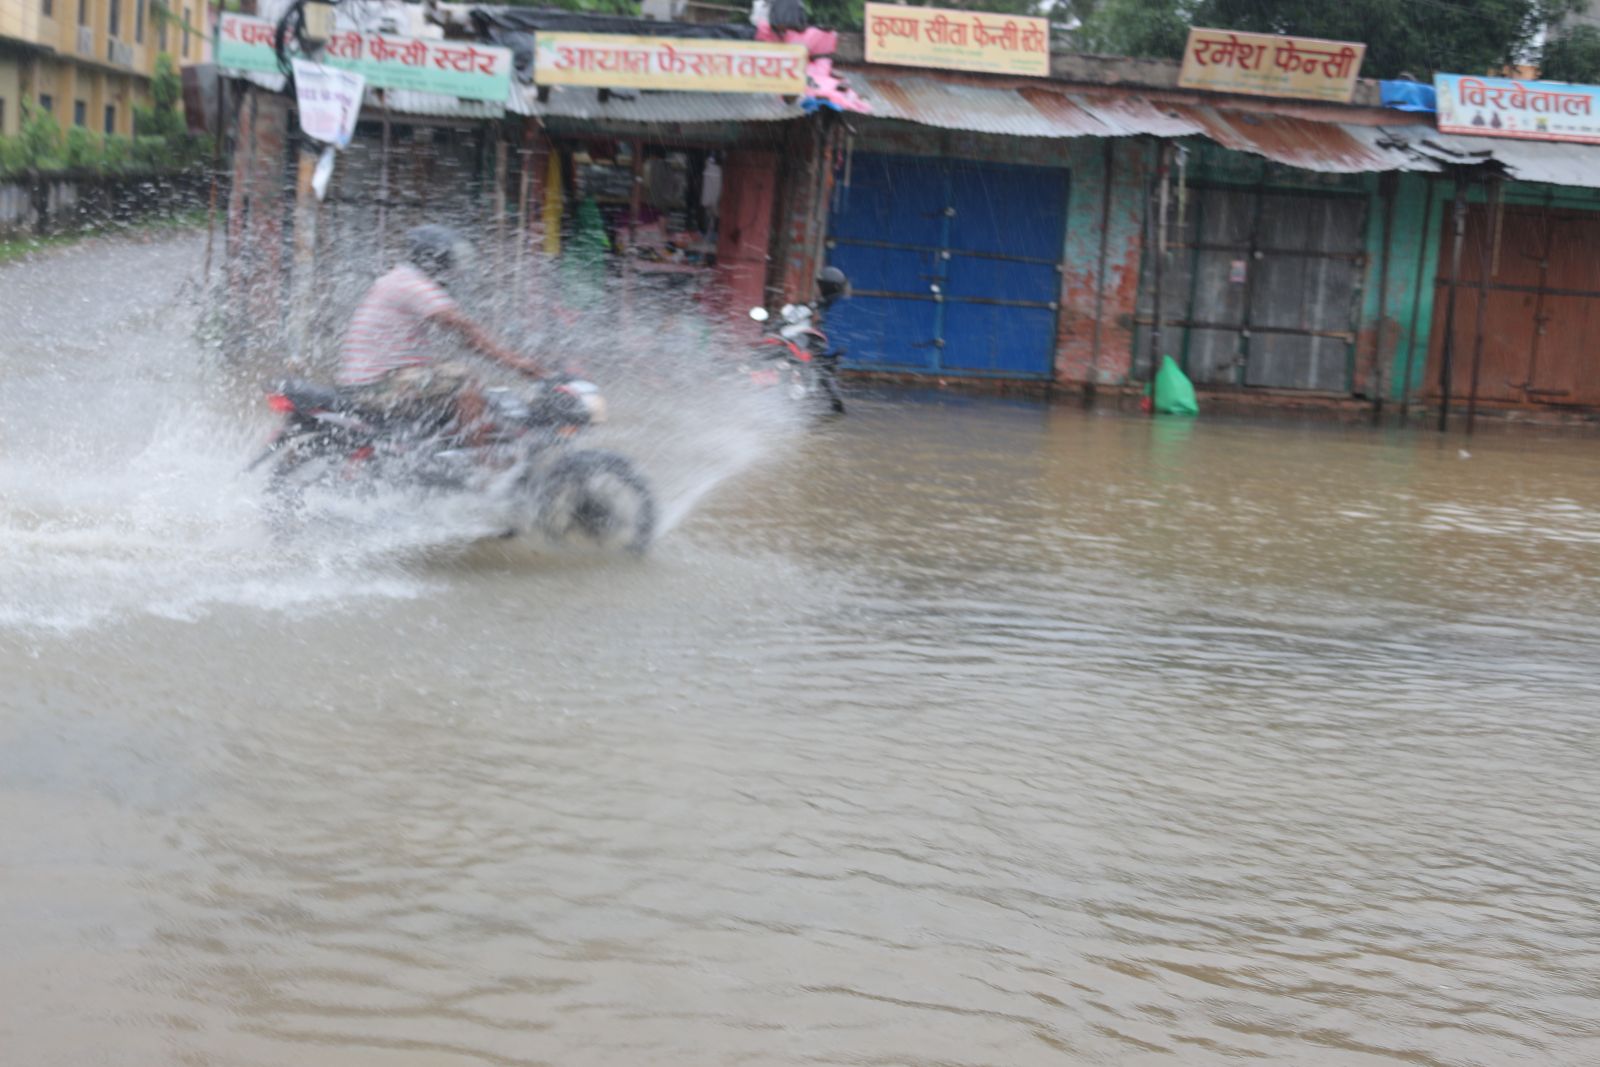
<box><xmin>376</xmin><ymin>90</ymin><xmax>390</xmax><ymax>269</ymax></box>
<box><xmin>1437</xmin><ymin>180</ymin><xmax>1467</xmax><ymax>432</ymax></box>
<box><xmin>288</xmin><ymin>143</ymin><xmax>320</xmax><ymax>369</ymax></box>
<box><xmin>1147</xmin><ymin>140</ymin><xmax>1170</xmax><ymax>414</ymax></box>
<box><xmin>1370</xmin><ymin>171</ymin><xmax>1396</xmax><ymax>418</ymax></box>
<box><xmin>1466</xmin><ymin>177</ymin><xmax>1499</xmax><ymax>435</ymax></box>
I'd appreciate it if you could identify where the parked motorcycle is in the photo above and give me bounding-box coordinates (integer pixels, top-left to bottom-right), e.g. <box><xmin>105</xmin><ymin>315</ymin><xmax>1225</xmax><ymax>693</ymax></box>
<box><xmin>741</xmin><ymin>304</ymin><xmax>845</xmax><ymax>414</ymax></box>
<box><xmin>248</xmin><ymin>376</ymin><xmax>656</xmax><ymax>555</ymax></box>
<box><xmin>740</xmin><ymin>266</ymin><xmax>851</xmax><ymax>415</ymax></box>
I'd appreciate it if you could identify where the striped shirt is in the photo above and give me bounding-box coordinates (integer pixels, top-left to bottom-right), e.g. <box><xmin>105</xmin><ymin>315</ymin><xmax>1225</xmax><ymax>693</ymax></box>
<box><xmin>336</xmin><ymin>263</ymin><xmax>460</xmax><ymax>386</ymax></box>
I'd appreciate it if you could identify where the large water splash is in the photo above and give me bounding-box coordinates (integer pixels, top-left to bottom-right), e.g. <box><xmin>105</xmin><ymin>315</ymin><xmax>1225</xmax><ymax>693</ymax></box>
<box><xmin>0</xmin><ymin>231</ymin><xmax>806</xmax><ymax>632</ymax></box>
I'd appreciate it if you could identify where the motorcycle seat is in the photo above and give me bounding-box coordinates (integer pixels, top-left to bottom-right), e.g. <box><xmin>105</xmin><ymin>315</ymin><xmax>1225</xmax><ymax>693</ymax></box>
<box><xmin>277</xmin><ymin>378</ymin><xmax>357</xmax><ymax>413</ymax></box>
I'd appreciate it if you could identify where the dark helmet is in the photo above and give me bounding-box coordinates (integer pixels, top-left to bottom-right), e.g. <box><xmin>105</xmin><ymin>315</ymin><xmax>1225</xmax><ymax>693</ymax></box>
<box><xmin>406</xmin><ymin>224</ymin><xmax>464</xmax><ymax>279</ymax></box>
<box><xmin>816</xmin><ymin>265</ymin><xmax>850</xmax><ymax>309</ymax></box>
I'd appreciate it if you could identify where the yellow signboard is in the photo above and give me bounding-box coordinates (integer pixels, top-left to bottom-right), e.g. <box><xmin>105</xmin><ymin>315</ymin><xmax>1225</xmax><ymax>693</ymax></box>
<box><xmin>863</xmin><ymin>3</ymin><xmax>1049</xmax><ymax>77</ymax></box>
<box><xmin>1178</xmin><ymin>28</ymin><xmax>1364</xmax><ymax>103</ymax></box>
<box><xmin>533</xmin><ymin>33</ymin><xmax>808</xmax><ymax>94</ymax></box>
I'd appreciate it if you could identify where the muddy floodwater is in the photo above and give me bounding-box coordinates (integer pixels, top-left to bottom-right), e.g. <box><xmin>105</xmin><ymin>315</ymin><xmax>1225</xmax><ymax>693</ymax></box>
<box><xmin>3</xmin><ymin>235</ymin><xmax>1600</xmax><ymax>1066</ymax></box>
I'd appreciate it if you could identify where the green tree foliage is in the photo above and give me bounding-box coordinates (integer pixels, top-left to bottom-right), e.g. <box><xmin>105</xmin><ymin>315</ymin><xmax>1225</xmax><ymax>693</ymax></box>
<box><xmin>1541</xmin><ymin>23</ymin><xmax>1600</xmax><ymax>82</ymax></box>
<box><xmin>134</xmin><ymin>53</ymin><xmax>187</xmax><ymax>141</ymax></box>
<box><xmin>1071</xmin><ymin>0</ymin><xmax>1583</xmax><ymax>79</ymax></box>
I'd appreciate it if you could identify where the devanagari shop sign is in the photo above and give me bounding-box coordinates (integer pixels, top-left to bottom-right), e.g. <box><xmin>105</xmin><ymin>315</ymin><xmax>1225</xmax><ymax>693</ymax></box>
<box><xmin>863</xmin><ymin>3</ymin><xmax>1048</xmax><ymax>77</ymax></box>
<box><xmin>215</xmin><ymin>13</ymin><xmax>513</xmax><ymax>102</ymax></box>
<box><xmin>532</xmin><ymin>34</ymin><xmax>808</xmax><ymax>94</ymax></box>
<box><xmin>1436</xmin><ymin>73</ymin><xmax>1600</xmax><ymax>143</ymax></box>
<box><xmin>1178</xmin><ymin>28</ymin><xmax>1363</xmax><ymax>103</ymax></box>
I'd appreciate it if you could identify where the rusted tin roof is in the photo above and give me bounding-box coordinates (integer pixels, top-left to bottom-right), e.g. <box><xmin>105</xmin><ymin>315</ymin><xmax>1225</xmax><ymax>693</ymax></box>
<box><xmin>507</xmin><ymin>85</ymin><xmax>803</xmax><ymax>123</ymax></box>
<box><xmin>1353</xmin><ymin>124</ymin><xmax>1600</xmax><ymax>188</ymax></box>
<box><xmin>849</xmin><ymin>72</ymin><xmax>1423</xmax><ymax>173</ymax></box>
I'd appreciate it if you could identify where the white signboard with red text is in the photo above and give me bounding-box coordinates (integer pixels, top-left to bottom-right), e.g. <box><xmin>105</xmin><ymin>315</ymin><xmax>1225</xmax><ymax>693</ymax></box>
<box><xmin>216</xmin><ymin>13</ymin><xmax>512</xmax><ymax>102</ymax></box>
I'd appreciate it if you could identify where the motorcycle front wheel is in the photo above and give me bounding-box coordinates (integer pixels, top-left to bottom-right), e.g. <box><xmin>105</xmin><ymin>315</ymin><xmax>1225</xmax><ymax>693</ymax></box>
<box><xmin>530</xmin><ymin>449</ymin><xmax>656</xmax><ymax>556</ymax></box>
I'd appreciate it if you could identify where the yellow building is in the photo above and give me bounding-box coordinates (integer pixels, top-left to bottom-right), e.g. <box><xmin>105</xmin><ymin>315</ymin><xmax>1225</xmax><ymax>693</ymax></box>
<box><xmin>0</xmin><ymin>0</ymin><xmax>203</xmax><ymax>138</ymax></box>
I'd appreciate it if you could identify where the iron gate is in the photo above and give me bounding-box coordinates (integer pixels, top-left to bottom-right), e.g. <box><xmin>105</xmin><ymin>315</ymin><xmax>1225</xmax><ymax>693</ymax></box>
<box><xmin>1427</xmin><ymin>202</ymin><xmax>1600</xmax><ymax>408</ymax></box>
<box><xmin>1137</xmin><ymin>184</ymin><xmax>1370</xmax><ymax>392</ymax></box>
<box><xmin>824</xmin><ymin>153</ymin><xmax>1069</xmax><ymax>378</ymax></box>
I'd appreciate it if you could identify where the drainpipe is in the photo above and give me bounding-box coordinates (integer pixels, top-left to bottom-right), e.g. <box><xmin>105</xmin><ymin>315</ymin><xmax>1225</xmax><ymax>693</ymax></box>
<box><xmin>1437</xmin><ymin>178</ymin><xmax>1468</xmax><ymax>432</ymax></box>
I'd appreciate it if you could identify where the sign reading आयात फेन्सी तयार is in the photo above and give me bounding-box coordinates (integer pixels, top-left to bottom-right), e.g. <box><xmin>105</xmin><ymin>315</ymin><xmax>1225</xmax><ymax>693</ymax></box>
<box><xmin>215</xmin><ymin>13</ymin><xmax>513</xmax><ymax>103</ymax></box>
<box><xmin>863</xmin><ymin>3</ymin><xmax>1049</xmax><ymax>77</ymax></box>
<box><xmin>1436</xmin><ymin>73</ymin><xmax>1600</xmax><ymax>143</ymax></box>
<box><xmin>532</xmin><ymin>33</ymin><xmax>808</xmax><ymax>93</ymax></box>
<box><xmin>1178</xmin><ymin>27</ymin><xmax>1363</xmax><ymax>102</ymax></box>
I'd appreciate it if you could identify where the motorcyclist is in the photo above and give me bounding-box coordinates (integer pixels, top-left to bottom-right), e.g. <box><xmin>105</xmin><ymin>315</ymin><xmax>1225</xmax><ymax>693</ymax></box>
<box><xmin>813</xmin><ymin>266</ymin><xmax>849</xmax><ymax>413</ymax></box>
<box><xmin>337</xmin><ymin>224</ymin><xmax>547</xmax><ymax>427</ymax></box>
<box><xmin>816</xmin><ymin>265</ymin><xmax>850</xmax><ymax>312</ymax></box>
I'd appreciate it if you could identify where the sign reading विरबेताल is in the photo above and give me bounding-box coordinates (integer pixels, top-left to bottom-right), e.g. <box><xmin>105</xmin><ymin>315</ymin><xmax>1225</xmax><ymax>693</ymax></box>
<box><xmin>532</xmin><ymin>33</ymin><xmax>808</xmax><ymax>93</ymax></box>
<box><xmin>215</xmin><ymin>13</ymin><xmax>513</xmax><ymax>102</ymax></box>
<box><xmin>863</xmin><ymin>3</ymin><xmax>1049</xmax><ymax>77</ymax></box>
<box><xmin>1436</xmin><ymin>73</ymin><xmax>1600</xmax><ymax>143</ymax></box>
<box><xmin>1178</xmin><ymin>27</ymin><xmax>1363</xmax><ymax>103</ymax></box>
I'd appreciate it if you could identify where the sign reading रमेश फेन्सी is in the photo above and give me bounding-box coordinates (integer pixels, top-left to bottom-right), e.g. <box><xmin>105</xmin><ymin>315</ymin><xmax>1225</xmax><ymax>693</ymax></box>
<box><xmin>1436</xmin><ymin>73</ymin><xmax>1600</xmax><ymax>144</ymax></box>
<box><xmin>863</xmin><ymin>3</ymin><xmax>1049</xmax><ymax>77</ymax></box>
<box><xmin>1178</xmin><ymin>28</ymin><xmax>1363</xmax><ymax>102</ymax></box>
<box><xmin>214</xmin><ymin>13</ymin><xmax>513</xmax><ymax>102</ymax></box>
<box><xmin>532</xmin><ymin>34</ymin><xmax>808</xmax><ymax>93</ymax></box>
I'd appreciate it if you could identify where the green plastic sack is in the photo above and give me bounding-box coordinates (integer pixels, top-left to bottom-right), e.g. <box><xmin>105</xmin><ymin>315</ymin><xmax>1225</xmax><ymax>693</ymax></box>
<box><xmin>1148</xmin><ymin>355</ymin><xmax>1199</xmax><ymax>416</ymax></box>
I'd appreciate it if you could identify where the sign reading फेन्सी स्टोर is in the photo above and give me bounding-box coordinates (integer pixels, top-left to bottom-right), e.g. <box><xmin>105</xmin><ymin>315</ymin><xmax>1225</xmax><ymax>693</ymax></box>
<box><xmin>532</xmin><ymin>34</ymin><xmax>808</xmax><ymax>93</ymax></box>
<box><xmin>1435</xmin><ymin>73</ymin><xmax>1600</xmax><ymax>144</ymax></box>
<box><xmin>862</xmin><ymin>3</ymin><xmax>1049</xmax><ymax>77</ymax></box>
<box><xmin>214</xmin><ymin>13</ymin><xmax>513</xmax><ymax>103</ymax></box>
<box><xmin>1178</xmin><ymin>28</ymin><xmax>1363</xmax><ymax>103</ymax></box>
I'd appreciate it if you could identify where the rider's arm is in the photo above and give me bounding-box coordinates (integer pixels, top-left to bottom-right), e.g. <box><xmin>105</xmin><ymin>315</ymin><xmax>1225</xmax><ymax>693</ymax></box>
<box><xmin>429</xmin><ymin>307</ymin><xmax>548</xmax><ymax>378</ymax></box>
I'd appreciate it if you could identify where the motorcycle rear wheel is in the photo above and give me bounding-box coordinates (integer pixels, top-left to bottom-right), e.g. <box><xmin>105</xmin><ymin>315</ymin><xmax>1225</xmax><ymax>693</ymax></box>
<box><xmin>531</xmin><ymin>449</ymin><xmax>656</xmax><ymax>556</ymax></box>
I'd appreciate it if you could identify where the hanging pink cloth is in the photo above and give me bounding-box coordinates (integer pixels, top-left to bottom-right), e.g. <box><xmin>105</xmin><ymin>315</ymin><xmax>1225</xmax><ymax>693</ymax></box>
<box><xmin>754</xmin><ymin>23</ymin><xmax>872</xmax><ymax>113</ymax></box>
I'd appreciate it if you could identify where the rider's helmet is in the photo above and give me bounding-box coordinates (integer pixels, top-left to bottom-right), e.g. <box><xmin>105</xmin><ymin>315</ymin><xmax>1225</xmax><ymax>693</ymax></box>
<box><xmin>406</xmin><ymin>224</ymin><xmax>465</xmax><ymax>281</ymax></box>
<box><xmin>816</xmin><ymin>265</ymin><xmax>850</xmax><ymax>310</ymax></box>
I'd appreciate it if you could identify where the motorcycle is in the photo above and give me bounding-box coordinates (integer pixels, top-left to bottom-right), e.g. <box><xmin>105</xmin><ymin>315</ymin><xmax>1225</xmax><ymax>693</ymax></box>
<box><xmin>248</xmin><ymin>375</ymin><xmax>656</xmax><ymax>555</ymax></box>
<box><xmin>741</xmin><ymin>303</ymin><xmax>846</xmax><ymax>415</ymax></box>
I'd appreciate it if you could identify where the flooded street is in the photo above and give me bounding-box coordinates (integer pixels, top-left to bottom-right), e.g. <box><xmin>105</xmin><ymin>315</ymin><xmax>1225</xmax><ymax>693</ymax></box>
<box><xmin>4</xmin><ymin>235</ymin><xmax>1600</xmax><ymax>1066</ymax></box>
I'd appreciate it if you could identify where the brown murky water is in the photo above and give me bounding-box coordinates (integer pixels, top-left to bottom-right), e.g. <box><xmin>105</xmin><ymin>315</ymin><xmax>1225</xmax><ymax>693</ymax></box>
<box><xmin>3</xmin><ymin>236</ymin><xmax>1600</xmax><ymax>1065</ymax></box>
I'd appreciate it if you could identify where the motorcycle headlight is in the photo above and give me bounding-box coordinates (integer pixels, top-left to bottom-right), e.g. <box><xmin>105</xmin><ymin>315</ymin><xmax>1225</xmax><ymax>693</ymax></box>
<box><xmin>560</xmin><ymin>379</ymin><xmax>607</xmax><ymax>424</ymax></box>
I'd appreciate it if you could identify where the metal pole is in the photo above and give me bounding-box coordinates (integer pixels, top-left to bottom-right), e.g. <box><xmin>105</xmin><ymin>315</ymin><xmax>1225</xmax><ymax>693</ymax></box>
<box><xmin>1371</xmin><ymin>171</ymin><xmax>1396</xmax><ymax>418</ymax></box>
<box><xmin>1399</xmin><ymin>177</ymin><xmax>1436</xmax><ymax>420</ymax></box>
<box><xmin>1088</xmin><ymin>137</ymin><xmax>1114</xmax><ymax>401</ymax></box>
<box><xmin>1466</xmin><ymin>178</ymin><xmax>1499</xmax><ymax>434</ymax></box>
<box><xmin>1147</xmin><ymin>140</ymin><xmax>1170</xmax><ymax>415</ymax></box>
<box><xmin>1438</xmin><ymin>180</ymin><xmax>1467</xmax><ymax>432</ymax></box>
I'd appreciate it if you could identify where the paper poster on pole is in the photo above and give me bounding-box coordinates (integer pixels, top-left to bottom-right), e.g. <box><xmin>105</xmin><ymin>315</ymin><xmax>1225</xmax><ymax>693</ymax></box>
<box><xmin>292</xmin><ymin>59</ymin><xmax>365</xmax><ymax>149</ymax></box>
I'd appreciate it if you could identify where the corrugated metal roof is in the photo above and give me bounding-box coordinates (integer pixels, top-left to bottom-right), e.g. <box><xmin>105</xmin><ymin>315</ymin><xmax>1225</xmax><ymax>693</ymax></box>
<box><xmin>506</xmin><ymin>84</ymin><xmax>803</xmax><ymax>123</ymax></box>
<box><xmin>848</xmin><ymin>72</ymin><xmax>1432</xmax><ymax>175</ymax></box>
<box><xmin>1190</xmin><ymin>110</ymin><xmax>1418</xmax><ymax>173</ymax></box>
<box><xmin>1355</xmin><ymin>124</ymin><xmax>1600</xmax><ymax>188</ymax></box>
<box><xmin>227</xmin><ymin>68</ymin><xmax>510</xmax><ymax>119</ymax></box>
<box><xmin>374</xmin><ymin>89</ymin><xmax>506</xmax><ymax>119</ymax></box>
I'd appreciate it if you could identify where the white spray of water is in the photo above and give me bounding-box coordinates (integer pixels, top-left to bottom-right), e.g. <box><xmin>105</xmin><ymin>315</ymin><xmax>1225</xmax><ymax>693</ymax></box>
<box><xmin>0</xmin><ymin>233</ymin><xmax>806</xmax><ymax>632</ymax></box>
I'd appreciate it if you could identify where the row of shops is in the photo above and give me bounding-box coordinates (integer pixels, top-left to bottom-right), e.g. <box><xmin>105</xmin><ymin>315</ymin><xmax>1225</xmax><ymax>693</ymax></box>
<box><xmin>213</xmin><ymin>3</ymin><xmax>1600</xmax><ymax>418</ymax></box>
